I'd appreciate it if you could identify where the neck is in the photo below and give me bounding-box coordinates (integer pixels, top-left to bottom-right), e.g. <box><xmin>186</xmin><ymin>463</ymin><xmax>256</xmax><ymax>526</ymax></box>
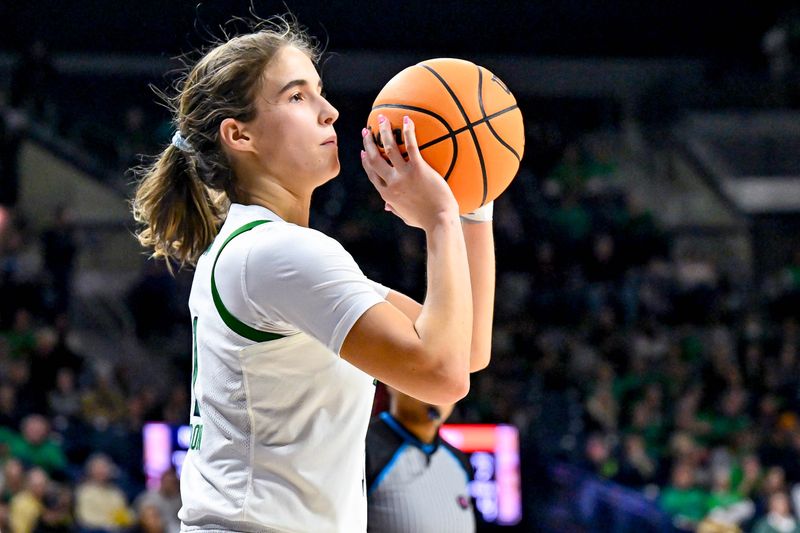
<box><xmin>389</xmin><ymin>410</ymin><xmax>439</xmax><ymax>444</ymax></box>
<box><xmin>236</xmin><ymin>179</ymin><xmax>312</xmax><ymax>227</ymax></box>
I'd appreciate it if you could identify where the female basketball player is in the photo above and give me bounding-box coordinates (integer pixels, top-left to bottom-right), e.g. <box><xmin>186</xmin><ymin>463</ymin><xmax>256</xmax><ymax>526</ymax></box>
<box><xmin>131</xmin><ymin>16</ymin><xmax>495</xmax><ymax>533</ymax></box>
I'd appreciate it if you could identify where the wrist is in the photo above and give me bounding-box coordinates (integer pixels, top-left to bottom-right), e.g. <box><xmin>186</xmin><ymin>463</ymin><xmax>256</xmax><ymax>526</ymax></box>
<box><xmin>424</xmin><ymin>210</ymin><xmax>461</xmax><ymax>235</ymax></box>
<box><xmin>460</xmin><ymin>201</ymin><xmax>494</xmax><ymax>223</ymax></box>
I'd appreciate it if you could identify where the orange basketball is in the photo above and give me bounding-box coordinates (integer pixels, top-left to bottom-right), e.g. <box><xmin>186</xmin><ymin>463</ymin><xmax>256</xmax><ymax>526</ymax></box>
<box><xmin>367</xmin><ymin>58</ymin><xmax>524</xmax><ymax>214</ymax></box>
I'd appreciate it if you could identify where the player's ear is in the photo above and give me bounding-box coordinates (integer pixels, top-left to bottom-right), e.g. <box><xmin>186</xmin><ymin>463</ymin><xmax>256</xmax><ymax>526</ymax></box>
<box><xmin>219</xmin><ymin>118</ymin><xmax>255</xmax><ymax>154</ymax></box>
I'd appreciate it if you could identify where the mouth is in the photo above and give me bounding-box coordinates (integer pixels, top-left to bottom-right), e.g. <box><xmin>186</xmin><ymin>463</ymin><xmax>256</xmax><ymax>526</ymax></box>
<box><xmin>321</xmin><ymin>135</ymin><xmax>337</xmax><ymax>146</ymax></box>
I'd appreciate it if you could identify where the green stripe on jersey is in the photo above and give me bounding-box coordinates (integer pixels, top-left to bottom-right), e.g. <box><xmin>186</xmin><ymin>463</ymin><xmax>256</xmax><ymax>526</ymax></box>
<box><xmin>211</xmin><ymin>220</ymin><xmax>287</xmax><ymax>342</ymax></box>
<box><xmin>192</xmin><ymin>316</ymin><xmax>201</xmax><ymax>416</ymax></box>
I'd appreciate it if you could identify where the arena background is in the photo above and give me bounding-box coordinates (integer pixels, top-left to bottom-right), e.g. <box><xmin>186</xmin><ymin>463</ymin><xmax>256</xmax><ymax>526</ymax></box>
<box><xmin>1</xmin><ymin>1</ymin><xmax>800</xmax><ymax>532</ymax></box>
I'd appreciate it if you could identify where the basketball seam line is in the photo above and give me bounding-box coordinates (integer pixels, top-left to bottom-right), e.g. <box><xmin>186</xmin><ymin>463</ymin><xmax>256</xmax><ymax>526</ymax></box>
<box><xmin>371</xmin><ymin>104</ymin><xmax>518</xmax><ymax>151</ymax></box>
<box><xmin>417</xmin><ymin>104</ymin><xmax>519</xmax><ymax>151</ymax></box>
<box><xmin>477</xmin><ymin>67</ymin><xmax>521</xmax><ymax>163</ymax></box>
<box><xmin>421</xmin><ymin>63</ymin><xmax>488</xmax><ymax>205</ymax></box>
<box><xmin>371</xmin><ymin>103</ymin><xmax>459</xmax><ymax>181</ymax></box>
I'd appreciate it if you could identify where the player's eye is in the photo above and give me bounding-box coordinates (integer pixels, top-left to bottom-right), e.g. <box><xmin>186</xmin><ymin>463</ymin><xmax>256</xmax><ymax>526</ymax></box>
<box><xmin>290</xmin><ymin>92</ymin><xmax>304</xmax><ymax>102</ymax></box>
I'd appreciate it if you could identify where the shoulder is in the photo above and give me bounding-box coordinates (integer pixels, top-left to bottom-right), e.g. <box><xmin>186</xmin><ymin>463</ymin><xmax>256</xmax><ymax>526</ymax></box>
<box><xmin>214</xmin><ymin>220</ymin><xmax>350</xmax><ymax>278</ymax></box>
<box><xmin>366</xmin><ymin>416</ymin><xmax>406</xmax><ymax>490</ymax></box>
<box><xmin>440</xmin><ymin>439</ymin><xmax>473</xmax><ymax>479</ymax></box>
<box><xmin>252</xmin><ymin>221</ymin><xmax>338</xmax><ymax>246</ymax></box>
<box><xmin>75</xmin><ymin>483</ymin><xmax>92</xmax><ymax>497</ymax></box>
<box><xmin>0</xmin><ymin>426</ymin><xmax>19</xmax><ymax>443</ymax></box>
<box><xmin>367</xmin><ymin>416</ymin><xmax>404</xmax><ymax>451</ymax></box>
<box><xmin>243</xmin><ymin>222</ymin><xmax>350</xmax><ymax>266</ymax></box>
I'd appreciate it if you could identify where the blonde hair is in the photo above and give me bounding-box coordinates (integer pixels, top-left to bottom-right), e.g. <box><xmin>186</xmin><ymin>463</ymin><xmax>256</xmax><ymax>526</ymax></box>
<box><xmin>131</xmin><ymin>15</ymin><xmax>319</xmax><ymax>269</ymax></box>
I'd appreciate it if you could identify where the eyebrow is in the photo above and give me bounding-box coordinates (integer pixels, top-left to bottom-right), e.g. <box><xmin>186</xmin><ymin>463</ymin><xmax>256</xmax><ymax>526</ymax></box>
<box><xmin>278</xmin><ymin>78</ymin><xmax>323</xmax><ymax>94</ymax></box>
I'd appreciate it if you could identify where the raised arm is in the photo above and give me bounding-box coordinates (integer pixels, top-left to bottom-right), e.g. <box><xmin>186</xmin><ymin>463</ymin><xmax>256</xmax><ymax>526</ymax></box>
<box><xmin>372</xmin><ymin>209</ymin><xmax>495</xmax><ymax>374</ymax></box>
<box><xmin>340</xmin><ymin>116</ymin><xmax>473</xmax><ymax>404</ymax></box>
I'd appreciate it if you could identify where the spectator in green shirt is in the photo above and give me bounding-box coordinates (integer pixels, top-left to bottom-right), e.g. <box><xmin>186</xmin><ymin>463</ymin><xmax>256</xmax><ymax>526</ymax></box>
<box><xmin>659</xmin><ymin>461</ymin><xmax>709</xmax><ymax>527</ymax></box>
<box><xmin>705</xmin><ymin>467</ymin><xmax>754</xmax><ymax>528</ymax></box>
<box><xmin>698</xmin><ymin>388</ymin><xmax>751</xmax><ymax>446</ymax></box>
<box><xmin>9</xmin><ymin>415</ymin><xmax>66</xmax><ymax>476</ymax></box>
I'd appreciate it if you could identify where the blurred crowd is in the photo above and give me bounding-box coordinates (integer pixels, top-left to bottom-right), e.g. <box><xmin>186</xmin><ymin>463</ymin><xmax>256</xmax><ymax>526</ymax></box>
<box><xmin>445</xmin><ymin>146</ymin><xmax>800</xmax><ymax>532</ymax></box>
<box><xmin>0</xmin><ymin>203</ymin><xmax>190</xmax><ymax>533</ymax></box>
<box><xmin>2</xmin><ymin>17</ymin><xmax>800</xmax><ymax>533</ymax></box>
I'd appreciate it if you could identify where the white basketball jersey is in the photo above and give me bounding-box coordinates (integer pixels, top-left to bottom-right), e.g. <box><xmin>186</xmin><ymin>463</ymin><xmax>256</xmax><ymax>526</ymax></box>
<box><xmin>179</xmin><ymin>204</ymin><xmax>387</xmax><ymax>533</ymax></box>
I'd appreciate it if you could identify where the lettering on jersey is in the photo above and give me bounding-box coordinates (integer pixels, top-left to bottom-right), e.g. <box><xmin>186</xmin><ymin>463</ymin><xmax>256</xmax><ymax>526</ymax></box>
<box><xmin>190</xmin><ymin>423</ymin><xmax>203</xmax><ymax>450</ymax></box>
<box><xmin>190</xmin><ymin>316</ymin><xmax>203</xmax><ymax>451</ymax></box>
<box><xmin>191</xmin><ymin>317</ymin><xmax>202</xmax><ymax>417</ymax></box>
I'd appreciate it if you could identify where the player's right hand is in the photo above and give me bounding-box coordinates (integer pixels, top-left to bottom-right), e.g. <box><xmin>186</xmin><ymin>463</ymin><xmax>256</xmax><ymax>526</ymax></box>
<box><xmin>361</xmin><ymin>115</ymin><xmax>459</xmax><ymax>232</ymax></box>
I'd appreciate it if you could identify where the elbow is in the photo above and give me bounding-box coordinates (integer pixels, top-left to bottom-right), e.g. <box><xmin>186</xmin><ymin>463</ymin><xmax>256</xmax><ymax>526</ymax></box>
<box><xmin>429</xmin><ymin>374</ymin><xmax>469</xmax><ymax>404</ymax></box>
<box><xmin>430</xmin><ymin>357</ymin><xmax>471</xmax><ymax>403</ymax></box>
<box><xmin>415</xmin><ymin>381</ymin><xmax>468</xmax><ymax>405</ymax></box>
<box><xmin>470</xmin><ymin>349</ymin><xmax>491</xmax><ymax>372</ymax></box>
<box><xmin>402</xmin><ymin>344</ymin><xmax>471</xmax><ymax>404</ymax></box>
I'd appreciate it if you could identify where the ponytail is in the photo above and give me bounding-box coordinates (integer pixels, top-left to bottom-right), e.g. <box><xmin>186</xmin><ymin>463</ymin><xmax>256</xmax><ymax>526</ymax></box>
<box><xmin>131</xmin><ymin>144</ymin><xmax>226</xmax><ymax>270</ymax></box>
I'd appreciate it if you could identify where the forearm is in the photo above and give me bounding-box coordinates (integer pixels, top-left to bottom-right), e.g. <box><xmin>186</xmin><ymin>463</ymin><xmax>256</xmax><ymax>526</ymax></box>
<box><xmin>462</xmin><ymin>219</ymin><xmax>495</xmax><ymax>371</ymax></box>
<box><xmin>415</xmin><ymin>213</ymin><xmax>473</xmax><ymax>383</ymax></box>
<box><xmin>353</xmin><ymin>113</ymin><xmax>474</xmax><ymax>402</ymax></box>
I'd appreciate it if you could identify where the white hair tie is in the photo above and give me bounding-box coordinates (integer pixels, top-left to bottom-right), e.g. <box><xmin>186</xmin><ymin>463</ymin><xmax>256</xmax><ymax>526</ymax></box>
<box><xmin>171</xmin><ymin>131</ymin><xmax>194</xmax><ymax>153</ymax></box>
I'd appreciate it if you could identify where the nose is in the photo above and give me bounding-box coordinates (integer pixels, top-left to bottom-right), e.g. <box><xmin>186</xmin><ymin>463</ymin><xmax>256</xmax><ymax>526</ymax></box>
<box><xmin>321</xmin><ymin>97</ymin><xmax>339</xmax><ymax>126</ymax></box>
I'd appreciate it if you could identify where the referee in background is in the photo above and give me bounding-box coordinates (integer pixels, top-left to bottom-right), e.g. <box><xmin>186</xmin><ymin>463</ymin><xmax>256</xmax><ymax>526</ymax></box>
<box><xmin>366</xmin><ymin>386</ymin><xmax>476</xmax><ymax>532</ymax></box>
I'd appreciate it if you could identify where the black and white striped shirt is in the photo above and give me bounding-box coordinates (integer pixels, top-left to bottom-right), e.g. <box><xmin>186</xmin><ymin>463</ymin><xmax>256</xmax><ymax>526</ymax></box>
<box><xmin>366</xmin><ymin>412</ymin><xmax>476</xmax><ymax>533</ymax></box>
